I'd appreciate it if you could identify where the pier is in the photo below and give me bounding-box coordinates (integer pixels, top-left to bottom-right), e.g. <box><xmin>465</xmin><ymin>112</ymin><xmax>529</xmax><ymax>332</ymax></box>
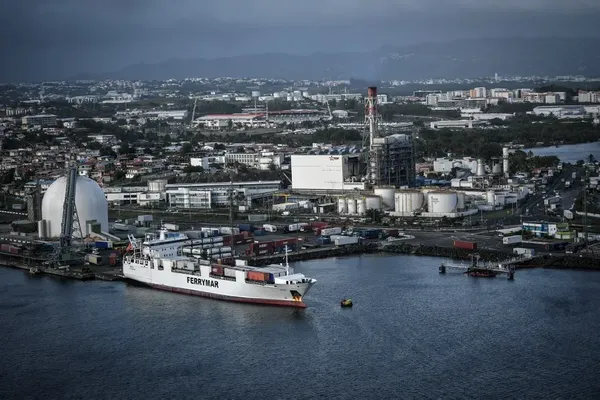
<box><xmin>439</xmin><ymin>254</ymin><xmax>520</xmax><ymax>279</ymax></box>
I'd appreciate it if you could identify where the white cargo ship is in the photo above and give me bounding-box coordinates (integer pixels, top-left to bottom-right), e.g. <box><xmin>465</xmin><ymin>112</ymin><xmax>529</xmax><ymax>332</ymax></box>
<box><xmin>123</xmin><ymin>228</ymin><xmax>317</xmax><ymax>308</ymax></box>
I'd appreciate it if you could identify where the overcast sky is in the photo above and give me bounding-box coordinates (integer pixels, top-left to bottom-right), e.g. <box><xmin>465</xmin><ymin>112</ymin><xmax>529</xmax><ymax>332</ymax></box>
<box><xmin>2</xmin><ymin>0</ymin><xmax>600</xmax><ymax>80</ymax></box>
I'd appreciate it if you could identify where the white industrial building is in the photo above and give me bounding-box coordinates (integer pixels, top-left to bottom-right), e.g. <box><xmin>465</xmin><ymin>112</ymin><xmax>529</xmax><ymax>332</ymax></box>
<box><xmin>22</xmin><ymin>114</ymin><xmax>57</xmax><ymax>128</ymax></box>
<box><xmin>291</xmin><ymin>154</ymin><xmax>365</xmax><ymax>191</ymax></box>
<box><xmin>225</xmin><ymin>152</ymin><xmax>284</xmax><ymax>170</ymax></box>
<box><xmin>166</xmin><ymin>188</ymin><xmax>211</xmax><ymax>209</ymax></box>
<box><xmin>429</xmin><ymin>120</ymin><xmax>488</xmax><ymax>129</ymax></box>
<box><xmin>194</xmin><ymin>114</ymin><xmax>265</xmax><ymax>130</ymax></box>
<box><xmin>433</xmin><ymin>157</ymin><xmax>478</xmax><ymax>174</ymax></box>
<box><xmin>142</xmin><ymin>110</ymin><xmax>188</xmax><ymax>120</ymax></box>
<box><xmin>531</xmin><ymin>105</ymin><xmax>586</xmax><ymax>118</ymax></box>
<box><xmin>165</xmin><ymin>181</ymin><xmax>281</xmax><ymax>208</ymax></box>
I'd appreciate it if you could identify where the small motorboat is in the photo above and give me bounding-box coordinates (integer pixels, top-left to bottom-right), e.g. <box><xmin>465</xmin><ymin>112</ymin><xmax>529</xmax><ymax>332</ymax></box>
<box><xmin>340</xmin><ymin>298</ymin><xmax>353</xmax><ymax>308</ymax></box>
<box><xmin>29</xmin><ymin>267</ymin><xmax>41</xmax><ymax>276</ymax></box>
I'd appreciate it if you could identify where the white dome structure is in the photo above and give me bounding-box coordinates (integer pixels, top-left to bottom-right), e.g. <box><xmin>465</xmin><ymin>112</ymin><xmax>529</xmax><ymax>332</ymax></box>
<box><xmin>41</xmin><ymin>175</ymin><xmax>109</xmax><ymax>238</ymax></box>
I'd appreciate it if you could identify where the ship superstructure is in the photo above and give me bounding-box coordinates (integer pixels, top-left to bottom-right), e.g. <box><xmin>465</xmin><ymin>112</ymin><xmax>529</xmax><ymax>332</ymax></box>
<box><xmin>123</xmin><ymin>228</ymin><xmax>316</xmax><ymax>307</ymax></box>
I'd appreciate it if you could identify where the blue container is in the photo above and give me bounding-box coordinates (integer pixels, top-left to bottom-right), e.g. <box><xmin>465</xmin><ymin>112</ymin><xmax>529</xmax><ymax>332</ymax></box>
<box><xmin>95</xmin><ymin>241</ymin><xmax>109</xmax><ymax>249</ymax></box>
<box><xmin>317</xmin><ymin>236</ymin><xmax>331</xmax><ymax>245</ymax></box>
<box><xmin>267</xmin><ymin>273</ymin><xmax>275</xmax><ymax>282</ymax></box>
<box><xmin>254</xmin><ymin>229</ymin><xmax>265</xmax><ymax>236</ymax></box>
<box><xmin>238</xmin><ymin>224</ymin><xmax>254</xmax><ymax>232</ymax></box>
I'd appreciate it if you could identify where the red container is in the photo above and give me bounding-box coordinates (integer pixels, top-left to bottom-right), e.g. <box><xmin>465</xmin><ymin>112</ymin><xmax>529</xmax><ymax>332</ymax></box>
<box><xmin>310</xmin><ymin>221</ymin><xmax>328</xmax><ymax>228</ymax></box>
<box><xmin>247</xmin><ymin>271</ymin><xmax>267</xmax><ymax>281</ymax></box>
<box><xmin>453</xmin><ymin>240</ymin><xmax>477</xmax><ymax>250</ymax></box>
<box><xmin>211</xmin><ymin>265</ymin><xmax>224</xmax><ymax>275</ymax></box>
<box><xmin>386</xmin><ymin>229</ymin><xmax>399</xmax><ymax>237</ymax></box>
<box><xmin>0</xmin><ymin>244</ymin><xmax>10</xmax><ymax>252</ymax></box>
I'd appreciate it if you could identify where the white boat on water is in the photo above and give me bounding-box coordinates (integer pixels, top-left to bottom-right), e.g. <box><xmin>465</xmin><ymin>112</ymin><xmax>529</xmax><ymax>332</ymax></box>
<box><xmin>122</xmin><ymin>228</ymin><xmax>316</xmax><ymax>308</ymax></box>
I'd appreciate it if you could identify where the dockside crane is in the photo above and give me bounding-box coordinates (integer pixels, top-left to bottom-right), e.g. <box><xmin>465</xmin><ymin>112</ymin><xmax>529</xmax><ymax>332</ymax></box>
<box><xmin>49</xmin><ymin>164</ymin><xmax>84</xmax><ymax>266</ymax></box>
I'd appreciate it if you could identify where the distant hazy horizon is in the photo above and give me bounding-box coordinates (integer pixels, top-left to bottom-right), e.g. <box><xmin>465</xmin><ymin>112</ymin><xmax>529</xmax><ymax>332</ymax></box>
<box><xmin>2</xmin><ymin>0</ymin><xmax>600</xmax><ymax>81</ymax></box>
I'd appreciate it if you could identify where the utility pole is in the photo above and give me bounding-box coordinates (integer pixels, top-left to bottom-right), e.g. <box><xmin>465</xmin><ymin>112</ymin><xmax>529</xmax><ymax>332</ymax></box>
<box><xmin>583</xmin><ymin>166</ymin><xmax>589</xmax><ymax>247</ymax></box>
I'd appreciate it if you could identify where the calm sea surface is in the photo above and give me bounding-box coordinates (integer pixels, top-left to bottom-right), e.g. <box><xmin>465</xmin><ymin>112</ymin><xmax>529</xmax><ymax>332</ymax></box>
<box><xmin>526</xmin><ymin>142</ymin><xmax>600</xmax><ymax>164</ymax></box>
<box><xmin>2</xmin><ymin>254</ymin><xmax>600</xmax><ymax>400</ymax></box>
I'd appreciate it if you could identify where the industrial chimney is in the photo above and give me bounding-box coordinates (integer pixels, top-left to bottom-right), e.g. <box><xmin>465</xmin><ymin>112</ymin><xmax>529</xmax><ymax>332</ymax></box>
<box><xmin>365</xmin><ymin>86</ymin><xmax>379</xmax><ymax>146</ymax></box>
<box><xmin>502</xmin><ymin>147</ymin><xmax>510</xmax><ymax>177</ymax></box>
<box><xmin>476</xmin><ymin>159</ymin><xmax>485</xmax><ymax>176</ymax></box>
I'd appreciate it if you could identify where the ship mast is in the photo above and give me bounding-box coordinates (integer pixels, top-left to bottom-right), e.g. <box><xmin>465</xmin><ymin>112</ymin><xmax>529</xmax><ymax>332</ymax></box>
<box><xmin>284</xmin><ymin>245</ymin><xmax>289</xmax><ymax>276</ymax></box>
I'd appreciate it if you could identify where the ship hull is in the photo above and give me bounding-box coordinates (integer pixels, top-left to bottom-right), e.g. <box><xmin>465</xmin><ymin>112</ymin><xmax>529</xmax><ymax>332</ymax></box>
<box><xmin>123</xmin><ymin>260</ymin><xmax>314</xmax><ymax>308</ymax></box>
<box><xmin>147</xmin><ymin>282</ymin><xmax>307</xmax><ymax>308</ymax></box>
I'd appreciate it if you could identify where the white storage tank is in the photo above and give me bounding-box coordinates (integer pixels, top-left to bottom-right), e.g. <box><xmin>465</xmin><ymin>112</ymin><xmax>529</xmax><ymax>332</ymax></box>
<box><xmin>37</xmin><ymin>220</ymin><xmax>47</xmax><ymax>239</ymax></box>
<box><xmin>347</xmin><ymin>198</ymin><xmax>357</xmax><ymax>215</ymax></box>
<box><xmin>338</xmin><ymin>198</ymin><xmax>347</xmax><ymax>214</ymax></box>
<box><xmin>357</xmin><ymin>198</ymin><xmax>367</xmax><ymax>216</ymax></box>
<box><xmin>456</xmin><ymin>192</ymin><xmax>466</xmax><ymax>210</ymax></box>
<box><xmin>41</xmin><ymin>175</ymin><xmax>109</xmax><ymax>238</ymax></box>
<box><xmin>427</xmin><ymin>191</ymin><xmax>459</xmax><ymax>213</ymax></box>
<box><xmin>373</xmin><ymin>186</ymin><xmax>395</xmax><ymax>209</ymax></box>
<box><xmin>394</xmin><ymin>190</ymin><xmax>425</xmax><ymax>213</ymax></box>
<box><xmin>487</xmin><ymin>190</ymin><xmax>496</xmax><ymax>206</ymax></box>
<box><xmin>365</xmin><ymin>196</ymin><xmax>382</xmax><ymax>211</ymax></box>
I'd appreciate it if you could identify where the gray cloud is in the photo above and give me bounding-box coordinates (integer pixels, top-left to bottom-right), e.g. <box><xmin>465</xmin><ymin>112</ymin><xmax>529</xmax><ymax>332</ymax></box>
<box><xmin>1</xmin><ymin>0</ymin><xmax>600</xmax><ymax>81</ymax></box>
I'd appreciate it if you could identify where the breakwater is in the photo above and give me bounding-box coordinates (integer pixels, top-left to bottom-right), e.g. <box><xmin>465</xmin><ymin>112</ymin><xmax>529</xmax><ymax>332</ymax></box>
<box><xmin>517</xmin><ymin>254</ymin><xmax>600</xmax><ymax>271</ymax></box>
<box><xmin>246</xmin><ymin>243</ymin><xmax>380</xmax><ymax>266</ymax></box>
<box><xmin>381</xmin><ymin>242</ymin><xmax>511</xmax><ymax>262</ymax></box>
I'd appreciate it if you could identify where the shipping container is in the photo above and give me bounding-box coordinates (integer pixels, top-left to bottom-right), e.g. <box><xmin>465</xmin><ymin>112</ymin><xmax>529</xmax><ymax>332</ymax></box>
<box><xmin>564</xmin><ymin>210</ymin><xmax>574</xmax><ymax>220</ymax></box>
<box><xmin>238</xmin><ymin>224</ymin><xmax>254</xmax><ymax>232</ymax></box>
<box><xmin>253</xmin><ymin>229</ymin><xmax>265</xmax><ymax>236</ymax></box>
<box><xmin>223</xmin><ymin>268</ymin><xmax>237</xmax><ymax>278</ymax></box>
<box><xmin>137</xmin><ymin>215</ymin><xmax>153</xmax><ymax>222</ymax></box>
<box><xmin>0</xmin><ymin>243</ymin><xmax>10</xmax><ymax>252</ymax></box>
<box><xmin>220</xmin><ymin>227</ymin><xmax>240</xmax><ymax>235</ymax></box>
<box><xmin>87</xmin><ymin>254</ymin><xmax>102</xmax><ymax>265</ymax></box>
<box><xmin>11</xmin><ymin>203</ymin><xmax>25</xmax><ymax>211</ymax></box>
<box><xmin>513</xmin><ymin>247</ymin><xmax>535</xmax><ymax>257</ymax></box>
<box><xmin>288</xmin><ymin>223</ymin><xmax>302</xmax><ymax>232</ymax></box>
<box><xmin>386</xmin><ymin>229</ymin><xmax>400</xmax><ymax>237</ymax></box>
<box><xmin>94</xmin><ymin>241</ymin><xmax>111</xmax><ymax>249</ymax></box>
<box><xmin>310</xmin><ymin>221</ymin><xmax>329</xmax><ymax>228</ymax></box>
<box><xmin>247</xmin><ymin>271</ymin><xmax>267</xmax><ymax>281</ymax></box>
<box><xmin>211</xmin><ymin>265</ymin><xmax>224</xmax><ymax>275</ymax></box>
<box><xmin>503</xmin><ymin>235</ymin><xmax>523</xmax><ymax>245</ymax></box>
<box><xmin>112</xmin><ymin>223</ymin><xmax>129</xmax><ymax>231</ymax></box>
<box><xmin>263</xmin><ymin>224</ymin><xmax>277</xmax><ymax>232</ymax></box>
<box><xmin>319</xmin><ymin>227</ymin><xmax>342</xmax><ymax>236</ymax></box>
<box><xmin>316</xmin><ymin>236</ymin><xmax>331</xmax><ymax>245</ymax></box>
<box><xmin>453</xmin><ymin>240</ymin><xmax>477</xmax><ymax>250</ymax></box>
<box><xmin>206</xmin><ymin>246</ymin><xmax>232</xmax><ymax>255</ymax></box>
<box><xmin>335</xmin><ymin>236</ymin><xmax>360</xmax><ymax>246</ymax></box>
<box><xmin>163</xmin><ymin>223</ymin><xmax>179</xmax><ymax>231</ymax></box>
<box><xmin>359</xmin><ymin>229</ymin><xmax>380</xmax><ymax>239</ymax></box>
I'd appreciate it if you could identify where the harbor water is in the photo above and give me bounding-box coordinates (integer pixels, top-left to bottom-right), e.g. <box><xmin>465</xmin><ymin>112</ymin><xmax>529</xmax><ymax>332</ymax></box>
<box><xmin>2</xmin><ymin>254</ymin><xmax>600</xmax><ymax>399</ymax></box>
<box><xmin>526</xmin><ymin>142</ymin><xmax>600</xmax><ymax>164</ymax></box>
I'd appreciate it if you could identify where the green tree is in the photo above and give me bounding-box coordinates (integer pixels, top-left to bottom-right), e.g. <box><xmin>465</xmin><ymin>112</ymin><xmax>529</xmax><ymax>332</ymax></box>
<box><xmin>180</xmin><ymin>143</ymin><xmax>193</xmax><ymax>154</ymax></box>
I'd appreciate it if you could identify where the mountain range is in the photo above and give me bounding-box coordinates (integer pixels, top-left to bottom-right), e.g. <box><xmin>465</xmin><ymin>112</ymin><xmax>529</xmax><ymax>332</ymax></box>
<box><xmin>76</xmin><ymin>37</ymin><xmax>600</xmax><ymax>81</ymax></box>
